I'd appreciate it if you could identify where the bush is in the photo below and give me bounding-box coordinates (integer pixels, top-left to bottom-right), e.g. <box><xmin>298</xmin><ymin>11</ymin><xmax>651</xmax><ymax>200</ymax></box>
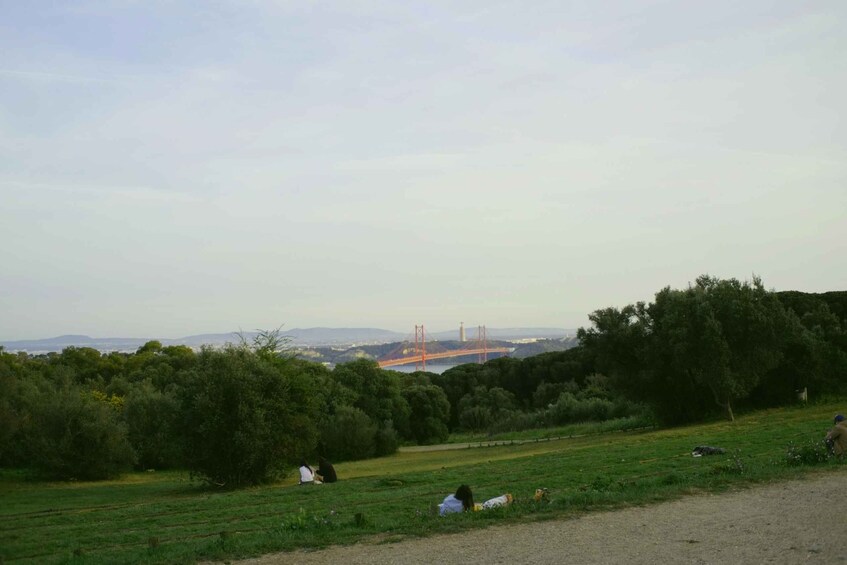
<box><xmin>374</xmin><ymin>420</ymin><xmax>399</xmax><ymax>456</ymax></box>
<box><xmin>28</xmin><ymin>386</ymin><xmax>135</xmax><ymax>480</ymax></box>
<box><xmin>547</xmin><ymin>392</ymin><xmax>616</xmax><ymax>425</ymax></box>
<box><xmin>785</xmin><ymin>439</ymin><xmax>832</xmax><ymax>465</ymax></box>
<box><xmin>402</xmin><ymin>385</ymin><xmax>450</xmax><ymax>444</ymax></box>
<box><xmin>459</xmin><ymin>406</ymin><xmax>493</xmax><ymax>432</ymax></box>
<box><xmin>488</xmin><ymin>410</ymin><xmax>545</xmax><ymax>434</ymax></box>
<box><xmin>123</xmin><ymin>381</ymin><xmax>182</xmax><ymax>470</ymax></box>
<box><xmin>319</xmin><ymin>406</ymin><xmax>377</xmax><ymax>461</ymax></box>
<box><xmin>532</xmin><ymin>381</ymin><xmax>577</xmax><ymax>409</ymax></box>
<box><xmin>179</xmin><ymin>346</ymin><xmax>319</xmax><ymax>487</ymax></box>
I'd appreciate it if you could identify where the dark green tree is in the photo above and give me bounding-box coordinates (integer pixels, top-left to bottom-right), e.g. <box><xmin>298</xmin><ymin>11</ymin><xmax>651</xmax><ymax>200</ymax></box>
<box><xmin>179</xmin><ymin>346</ymin><xmax>320</xmax><ymax>487</ymax></box>
<box><xmin>331</xmin><ymin>359</ymin><xmax>411</xmax><ymax>444</ymax></box>
<box><xmin>28</xmin><ymin>384</ymin><xmax>135</xmax><ymax>480</ymax></box>
<box><xmin>319</xmin><ymin>405</ymin><xmax>377</xmax><ymax>461</ymax></box>
<box><xmin>579</xmin><ymin>275</ymin><xmax>795</xmax><ymax>423</ymax></box>
<box><xmin>123</xmin><ymin>380</ymin><xmax>182</xmax><ymax>469</ymax></box>
<box><xmin>457</xmin><ymin>386</ymin><xmax>517</xmax><ymax>432</ymax></box>
<box><xmin>402</xmin><ymin>384</ymin><xmax>450</xmax><ymax>444</ymax></box>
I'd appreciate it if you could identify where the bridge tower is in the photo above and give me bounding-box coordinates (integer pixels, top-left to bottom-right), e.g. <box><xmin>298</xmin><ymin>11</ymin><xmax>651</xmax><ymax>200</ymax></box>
<box><xmin>477</xmin><ymin>325</ymin><xmax>488</xmax><ymax>363</ymax></box>
<box><xmin>459</xmin><ymin>322</ymin><xmax>466</xmax><ymax>342</ymax></box>
<box><xmin>414</xmin><ymin>324</ymin><xmax>426</xmax><ymax>371</ymax></box>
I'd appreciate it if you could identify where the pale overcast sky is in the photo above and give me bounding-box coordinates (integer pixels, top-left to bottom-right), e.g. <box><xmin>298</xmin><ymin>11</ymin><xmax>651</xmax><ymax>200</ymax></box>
<box><xmin>1</xmin><ymin>1</ymin><xmax>845</xmax><ymax>340</ymax></box>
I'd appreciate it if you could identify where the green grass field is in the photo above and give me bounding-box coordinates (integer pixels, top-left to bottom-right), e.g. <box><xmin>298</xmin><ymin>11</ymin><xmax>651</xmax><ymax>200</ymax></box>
<box><xmin>1</xmin><ymin>401</ymin><xmax>845</xmax><ymax>564</ymax></box>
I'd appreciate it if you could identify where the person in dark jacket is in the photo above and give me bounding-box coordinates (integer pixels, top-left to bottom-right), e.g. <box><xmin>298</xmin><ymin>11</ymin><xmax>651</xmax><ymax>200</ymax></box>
<box><xmin>825</xmin><ymin>414</ymin><xmax>847</xmax><ymax>456</ymax></box>
<box><xmin>317</xmin><ymin>457</ymin><xmax>337</xmax><ymax>483</ymax></box>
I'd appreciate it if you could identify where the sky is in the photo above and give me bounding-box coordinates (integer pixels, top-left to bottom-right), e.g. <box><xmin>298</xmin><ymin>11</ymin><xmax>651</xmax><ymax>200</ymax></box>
<box><xmin>1</xmin><ymin>1</ymin><xmax>845</xmax><ymax>340</ymax></box>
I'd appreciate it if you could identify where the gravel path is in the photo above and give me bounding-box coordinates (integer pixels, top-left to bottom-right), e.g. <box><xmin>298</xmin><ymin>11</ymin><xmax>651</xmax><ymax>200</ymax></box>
<box><xmin>236</xmin><ymin>471</ymin><xmax>846</xmax><ymax>565</ymax></box>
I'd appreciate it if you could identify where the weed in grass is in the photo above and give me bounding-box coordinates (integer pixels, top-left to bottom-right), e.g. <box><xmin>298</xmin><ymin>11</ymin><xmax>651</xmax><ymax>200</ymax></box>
<box><xmin>586</xmin><ymin>475</ymin><xmax>621</xmax><ymax>492</ymax></box>
<box><xmin>661</xmin><ymin>472</ymin><xmax>684</xmax><ymax>485</ymax></box>
<box><xmin>376</xmin><ymin>478</ymin><xmax>405</xmax><ymax>488</ymax></box>
<box><xmin>213</xmin><ymin>530</ymin><xmax>235</xmax><ymax>555</ymax></box>
<box><xmin>785</xmin><ymin>440</ymin><xmax>831</xmax><ymax>466</ymax></box>
<box><xmin>709</xmin><ymin>450</ymin><xmax>745</xmax><ymax>476</ymax></box>
<box><xmin>280</xmin><ymin>508</ymin><xmax>341</xmax><ymax>532</ymax></box>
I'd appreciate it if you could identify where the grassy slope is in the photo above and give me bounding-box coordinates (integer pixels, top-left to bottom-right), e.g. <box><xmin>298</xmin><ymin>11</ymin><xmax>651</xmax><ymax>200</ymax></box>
<box><xmin>1</xmin><ymin>401</ymin><xmax>845</xmax><ymax>564</ymax></box>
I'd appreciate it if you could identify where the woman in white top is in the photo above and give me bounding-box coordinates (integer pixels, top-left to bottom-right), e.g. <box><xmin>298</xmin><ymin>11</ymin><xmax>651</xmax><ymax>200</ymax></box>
<box><xmin>298</xmin><ymin>459</ymin><xmax>320</xmax><ymax>484</ymax></box>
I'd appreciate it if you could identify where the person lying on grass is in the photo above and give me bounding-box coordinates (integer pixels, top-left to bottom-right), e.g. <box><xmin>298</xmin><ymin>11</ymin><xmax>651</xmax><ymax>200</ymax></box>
<box><xmin>439</xmin><ymin>485</ymin><xmax>514</xmax><ymax>515</ymax></box>
<box><xmin>481</xmin><ymin>493</ymin><xmax>514</xmax><ymax>509</ymax></box>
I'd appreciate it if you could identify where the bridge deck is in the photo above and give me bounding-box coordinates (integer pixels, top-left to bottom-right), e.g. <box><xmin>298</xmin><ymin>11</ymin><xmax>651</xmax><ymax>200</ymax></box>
<box><xmin>378</xmin><ymin>347</ymin><xmax>511</xmax><ymax>368</ymax></box>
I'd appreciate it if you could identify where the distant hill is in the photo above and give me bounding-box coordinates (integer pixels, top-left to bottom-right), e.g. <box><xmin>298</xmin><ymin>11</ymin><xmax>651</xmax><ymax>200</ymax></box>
<box><xmin>174</xmin><ymin>328</ymin><xmax>407</xmax><ymax>348</ymax></box>
<box><xmin>428</xmin><ymin>327</ymin><xmax>573</xmax><ymax>341</ymax></box>
<box><xmin>0</xmin><ymin>327</ymin><xmax>574</xmax><ymax>354</ymax></box>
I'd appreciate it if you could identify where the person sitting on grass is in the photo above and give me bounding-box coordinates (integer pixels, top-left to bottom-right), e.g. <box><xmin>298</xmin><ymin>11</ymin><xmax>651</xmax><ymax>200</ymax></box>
<box><xmin>299</xmin><ymin>459</ymin><xmax>321</xmax><ymax>484</ymax></box>
<box><xmin>439</xmin><ymin>484</ymin><xmax>474</xmax><ymax>516</ymax></box>
<box><xmin>825</xmin><ymin>414</ymin><xmax>847</xmax><ymax>456</ymax></box>
<box><xmin>317</xmin><ymin>457</ymin><xmax>337</xmax><ymax>483</ymax></box>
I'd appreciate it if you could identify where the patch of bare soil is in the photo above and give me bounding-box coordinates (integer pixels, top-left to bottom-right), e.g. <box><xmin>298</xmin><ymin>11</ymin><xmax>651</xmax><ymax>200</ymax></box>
<box><xmin>235</xmin><ymin>471</ymin><xmax>846</xmax><ymax>565</ymax></box>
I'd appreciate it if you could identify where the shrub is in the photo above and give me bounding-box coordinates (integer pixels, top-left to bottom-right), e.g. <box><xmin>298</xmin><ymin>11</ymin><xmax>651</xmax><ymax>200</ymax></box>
<box><xmin>459</xmin><ymin>406</ymin><xmax>493</xmax><ymax>432</ymax></box>
<box><xmin>28</xmin><ymin>386</ymin><xmax>135</xmax><ymax>480</ymax></box>
<box><xmin>487</xmin><ymin>410</ymin><xmax>544</xmax><ymax>434</ymax></box>
<box><xmin>179</xmin><ymin>346</ymin><xmax>320</xmax><ymax>487</ymax></box>
<box><xmin>402</xmin><ymin>385</ymin><xmax>450</xmax><ymax>444</ymax></box>
<box><xmin>374</xmin><ymin>420</ymin><xmax>399</xmax><ymax>456</ymax></box>
<box><xmin>709</xmin><ymin>450</ymin><xmax>745</xmax><ymax>475</ymax></box>
<box><xmin>547</xmin><ymin>393</ymin><xmax>619</xmax><ymax>425</ymax></box>
<box><xmin>532</xmin><ymin>381</ymin><xmax>577</xmax><ymax>409</ymax></box>
<box><xmin>123</xmin><ymin>381</ymin><xmax>182</xmax><ymax>469</ymax></box>
<box><xmin>319</xmin><ymin>406</ymin><xmax>377</xmax><ymax>461</ymax></box>
<box><xmin>785</xmin><ymin>439</ymin><xmax>832</xmax><ymax>465</ymax></box>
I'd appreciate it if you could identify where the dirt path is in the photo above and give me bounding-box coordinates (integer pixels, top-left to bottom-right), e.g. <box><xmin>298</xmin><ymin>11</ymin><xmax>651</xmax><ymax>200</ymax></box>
<box><xmin>236</xmin><ymin>471</ymin><xmax>846</xmax><ymax>565</ymax></box>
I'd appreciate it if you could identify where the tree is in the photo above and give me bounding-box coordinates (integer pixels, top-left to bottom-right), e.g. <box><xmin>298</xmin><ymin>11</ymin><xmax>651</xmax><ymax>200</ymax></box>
<box><xmin>331</xmin><ymin>359</ymin><xmax>411</xmax><ymax>443</ymax></box>
<box><xmin>677</xmin><ymin>276</ymin><xmax>787</xmax><ymax>421</ymax></box>
<box><xmin>578</xmin><ymin>305</ymin><xmax>647</xmax><ymax>387</ymax></box>
<box><xmin>457</xmin><ymin>386</ymin><xmax>517</xmax><ymax>432</ymax></box>
<box><xmin>179</xmin><ymin>346</ymin><xmax>320</xmax><ymax>487</ymax></box>
<box><xmin>319</xmin><ymin>405</ymin><xmax>377</xmax><ymax>461</ymax></box>
<box><xmin>123</xmin><ymin>380</ymin><xmax>182</xmax><ymax>469</ymax></box>
<box><xmin>580</xmin><ymin>275</ymin><xmax>793</xmax><ymax>423</ymax></box>
<box><xmin>402</xmin><ymin>384</ymin><xmax>450</xmax><ymax>444</ymax></box>
<box><xmin>28</xmin><ymin>384</ymin><xmax>135</xmax><ymax>480</ymax></box>
<box><xmin>53</xmin><ymin>346</ymin><xmax>104</xmax><ymax>384</ymax></box>
<box><xmin>431</xmin><ymin>363</ymin><xmax>485</xmax><ymax>429</ymax></box>
<box><xmin>236</xmin><ymin>326</ymin><xmax>292</xmax><ymax>360</ymax></box>
<box><xmin>136</xmin><ymin>340</ymin><xmax>163</xmax><ymax>355</ymax></box>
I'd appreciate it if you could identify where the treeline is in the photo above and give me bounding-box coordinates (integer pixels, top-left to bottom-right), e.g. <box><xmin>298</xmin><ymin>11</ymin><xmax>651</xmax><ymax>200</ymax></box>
<box><xmin>1</xmin><ymin>277</ymin><xmax>844</xmax><ymax>487</ymax></box>
<box><xmin>0</xmin><ymin>335</ymin><xmax>430</xmax><ymax>486</ymax></box>
<box><xmin>0</xmin><ymin>335</ymin><xmax>639</xmax><ymax>486</ymax></box>
<box><xmin>578</xmin><ymin>277</ymin><xmax>847</xmax><ymax>424</ymax></box>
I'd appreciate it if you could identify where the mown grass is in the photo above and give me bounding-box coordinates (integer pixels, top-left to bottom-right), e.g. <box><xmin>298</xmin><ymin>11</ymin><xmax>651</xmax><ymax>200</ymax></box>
<box><xmin>1</xmin><ymin>401</ymin><xmax>844</xmax><ymax>564</ymax></box>
<box><xmin>444</xmin><ymin>414</ymin><xmax>655</xmax><ymax>445</ymax></box>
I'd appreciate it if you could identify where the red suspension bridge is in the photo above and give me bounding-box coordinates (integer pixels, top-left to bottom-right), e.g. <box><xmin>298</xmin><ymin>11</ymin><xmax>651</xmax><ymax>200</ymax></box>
<box><xmin>377</xmin><ymin>325</ymin><xmax>511</xmax><ymax>371</ymax></box>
